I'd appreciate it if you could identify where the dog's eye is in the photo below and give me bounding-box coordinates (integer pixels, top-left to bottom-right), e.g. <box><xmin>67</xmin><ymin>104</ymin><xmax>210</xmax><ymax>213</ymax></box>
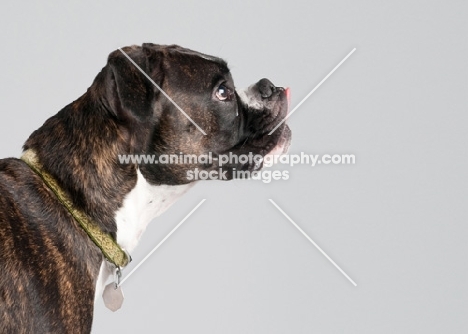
<box><xmin>215</xmin><ymin>84</ymin><xmax>232</xmax><ymax>101</ymax></box>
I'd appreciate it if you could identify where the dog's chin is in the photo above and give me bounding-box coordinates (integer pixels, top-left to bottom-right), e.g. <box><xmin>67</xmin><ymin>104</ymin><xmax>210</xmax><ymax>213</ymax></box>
<box><xmin>217</xmin><ymin>124</ymin><xmax>291</xmax><ymax>177</ymax></box>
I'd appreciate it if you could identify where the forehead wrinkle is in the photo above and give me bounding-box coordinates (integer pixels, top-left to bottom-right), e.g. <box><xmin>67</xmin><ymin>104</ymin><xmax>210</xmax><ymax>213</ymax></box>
<box><xmin>211</xmin><ymin>72</ymin><xmax>230</xmax><ymax>88</ymax></box>
<box><xmin>168</xmin><ymin>46</ymin><xmax>228</xmax><ymax>69</ymax></box>
<box><xmin>194</xmin><ymin>52</ymin><xmax>228</xmax><ymax>69</ymax></box>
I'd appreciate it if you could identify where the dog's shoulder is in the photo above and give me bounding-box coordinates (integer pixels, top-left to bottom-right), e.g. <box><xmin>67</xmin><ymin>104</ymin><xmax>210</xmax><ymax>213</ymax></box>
<box><xmin>0</xmin><ymin>158</ymin><xmax>42</xmax><ymax>217</ymax></box>
<box><xmin>0</xmin><ymin>157</ymin><xmax>101</xmax><ymax>333</ymax></box>
<box><xmin>0</xmin><ymin>157</ymin><xmax>59</xmax><ymax>225</ymax></box>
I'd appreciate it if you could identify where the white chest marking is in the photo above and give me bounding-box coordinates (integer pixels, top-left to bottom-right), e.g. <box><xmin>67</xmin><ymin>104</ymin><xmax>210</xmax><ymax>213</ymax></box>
<box><xmin>115</xmin><ymin>169</ymin><xmax>194</xmax><ymax>253</ymax></box>
<box><xmin>95</xmin><ymin>170</ymin><xmax>193</xmax><ymax>300</ymax></box>
<box><xmin>94</xmin><ymin>261</ymin><xmax>110</xmax><ymax>303</ymax></box>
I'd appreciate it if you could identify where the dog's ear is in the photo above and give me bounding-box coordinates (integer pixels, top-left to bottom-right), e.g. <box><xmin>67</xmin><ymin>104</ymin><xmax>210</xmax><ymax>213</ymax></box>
<box><xmin>104</xmin><ymin>45</ymin><xmax>164</xmax><ymax>122</ymax></box>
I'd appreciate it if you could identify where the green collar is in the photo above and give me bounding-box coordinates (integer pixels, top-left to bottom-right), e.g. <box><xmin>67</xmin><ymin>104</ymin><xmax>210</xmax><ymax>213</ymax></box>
<box><xmin>21</xmin><ymin>149</ymin><xmax>130</xmax><ymax>268</ymax></box>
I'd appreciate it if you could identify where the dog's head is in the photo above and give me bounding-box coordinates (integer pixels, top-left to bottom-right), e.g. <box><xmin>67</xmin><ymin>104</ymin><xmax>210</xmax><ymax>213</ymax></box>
<box><xmin>102</xmin><ymin>43</ymin><xmax>291</xmax><ymax>184</ymax></box>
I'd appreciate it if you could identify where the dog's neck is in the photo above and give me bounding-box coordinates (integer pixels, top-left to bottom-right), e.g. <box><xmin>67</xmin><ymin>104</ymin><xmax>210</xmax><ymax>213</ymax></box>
<box><xmin>22</xmin><ymin>90</ymin><xmax>153</xmax><ymax>235</ymax></box>
<box><xmin>114</xmin><ymin>169</ymin><xmax>194</xmax><ymax>253</ymax></box>
<box><xmin>23</xmin><ymin>93</ymin><xmax>195</xmax><ymax>269</ymax></box>
<box><xmin>95</xmin><ymin>170</ymin><xmax>193</xmax><ymax>303</ymax></box>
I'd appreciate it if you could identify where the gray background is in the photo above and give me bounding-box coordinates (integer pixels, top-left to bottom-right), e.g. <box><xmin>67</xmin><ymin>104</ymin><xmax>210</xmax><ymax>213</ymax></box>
<box><xmin>1</xmin><ymin>1</ymin><xmax>467</xmax><ymax>333</ymax></box>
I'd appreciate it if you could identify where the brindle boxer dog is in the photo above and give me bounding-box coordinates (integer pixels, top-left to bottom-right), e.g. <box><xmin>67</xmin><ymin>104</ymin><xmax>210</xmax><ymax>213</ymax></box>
<box><xmin>0</xmin><ymin>43</ymin><xmax>291</xmax><ymax>333</ymax></box>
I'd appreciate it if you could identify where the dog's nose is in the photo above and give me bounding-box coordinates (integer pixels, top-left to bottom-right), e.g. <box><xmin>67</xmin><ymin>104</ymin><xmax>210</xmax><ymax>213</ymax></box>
<box><xmin>257</xmin><ymin>78</ymin><xmax>277</xmax><ymax>99</ymax></box>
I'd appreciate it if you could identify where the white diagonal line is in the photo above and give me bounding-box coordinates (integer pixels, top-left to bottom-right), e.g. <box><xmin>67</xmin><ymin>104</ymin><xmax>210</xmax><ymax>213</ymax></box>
<box><xmin>118</xmin><ymin>48</ymin><xmax>207</xmax><ymax>135</ymax></box>
<box><xmin>268</xmin><ymin>48</ymin><xmax>356</xmax><ymax>135</ymax></box>
<box><xmin>269</xmin><ymin>199</ymin><xmax>357</xmax><ymax>287</ymax></box>
<box><xmin>119</xmin><ymin>199</ymin><xmax>206</xmax><ymax>286</ymax></box>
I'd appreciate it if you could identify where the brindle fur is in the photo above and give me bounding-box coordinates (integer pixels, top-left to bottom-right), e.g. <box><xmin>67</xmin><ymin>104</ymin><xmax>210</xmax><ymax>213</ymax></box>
<box><xmin>0</xmin><ymin>44</ymin><xmax>290</xmax><ymax>333</ymax></box>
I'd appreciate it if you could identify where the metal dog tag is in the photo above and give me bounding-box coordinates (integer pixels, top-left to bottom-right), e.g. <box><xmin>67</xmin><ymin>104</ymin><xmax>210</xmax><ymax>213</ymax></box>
<box><xmin>103</xmin><ymin>266</ymin><xmax>124</xmax><ymax>311</ymax></box>
<box><xmin>103</xmin><ymin>283</ymin><xmax>124</xmax><ymax>311</ymax></box>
